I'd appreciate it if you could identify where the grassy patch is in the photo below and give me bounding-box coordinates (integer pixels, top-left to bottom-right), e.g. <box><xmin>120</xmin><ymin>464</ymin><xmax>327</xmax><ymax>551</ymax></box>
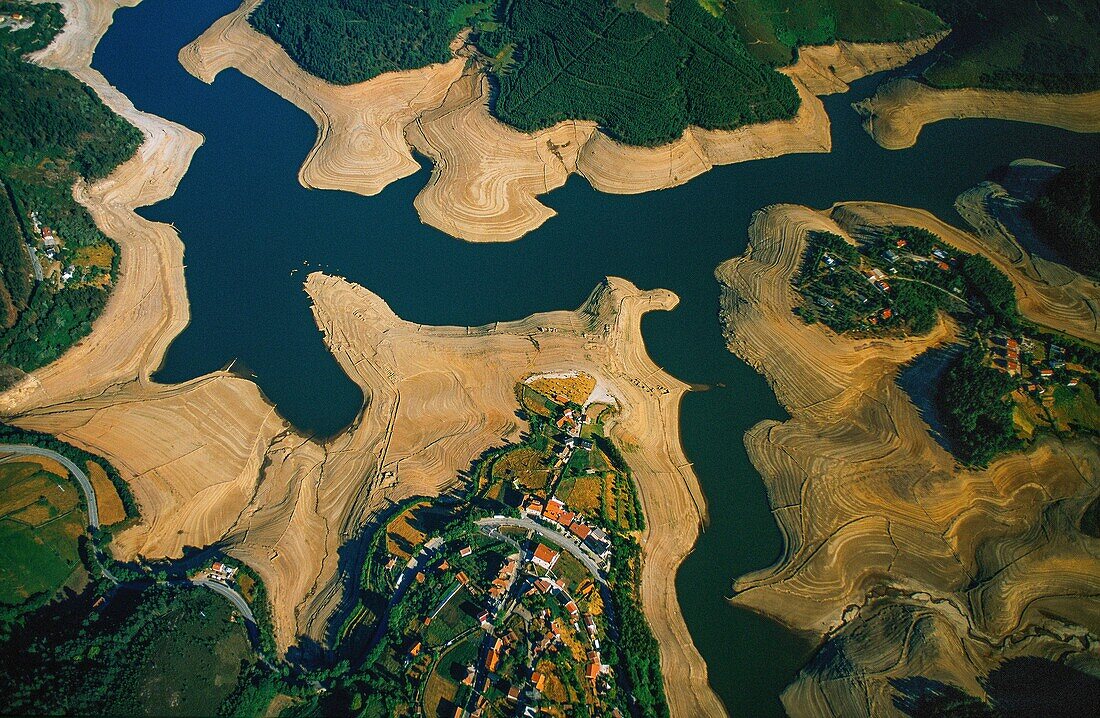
<box><xmin>0</xmin><ymin>460</ymin><xmax>84</xmax><ymax>606</ymax></box>
<box><xmin>492</xmin><ymin>446</ymin><xmax>549</xmax><ymax>491</ymax></box>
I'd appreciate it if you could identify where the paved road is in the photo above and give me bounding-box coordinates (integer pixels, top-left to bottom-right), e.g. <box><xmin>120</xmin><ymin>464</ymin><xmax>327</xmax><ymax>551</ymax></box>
<box><xmin>193</xmin><ymin>578</ymin><xmax>255</xmax><ymax>623</ymax></box>
<box><xmin>1</xmin><ymin>444</ymin><xmax>258</xmax><ymax>637</ymax></box>
<box><xmin>1</xmin><ymin>443</ymin><xmax>99</xmax><ymax>528</ymax></box>
<box><xmin>24</xmin><ymin>244</ymin><xmax>44</xmax><ymax>282</ymax></box>
<box><xmin>476</xmin><ymin>516</ymin><xmax>607</xmax><ymax>584</ymax></box>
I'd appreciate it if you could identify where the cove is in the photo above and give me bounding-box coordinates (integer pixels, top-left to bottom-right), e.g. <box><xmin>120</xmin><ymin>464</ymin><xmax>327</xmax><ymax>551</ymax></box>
<box><xmin>91</xmin><ymin>2</ymin><xmax>1100</xmax><ymax>715</ymax></box>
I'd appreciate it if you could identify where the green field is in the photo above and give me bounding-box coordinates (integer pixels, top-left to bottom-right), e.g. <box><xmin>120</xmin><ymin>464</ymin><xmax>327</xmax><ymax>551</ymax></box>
<box><xmin>120</xmin><ymin>593</ymin><xmax>254</xmax><ymax>716</ymax></box>
<box><xmin>0</xmin><ymin>460</ymin><xmax>85</xmax><ymax>607</ymax></box>
<box><xmin>726</xmin><ymin>0</ymin><xmax>944</xmax><ymax>65</ymax></box>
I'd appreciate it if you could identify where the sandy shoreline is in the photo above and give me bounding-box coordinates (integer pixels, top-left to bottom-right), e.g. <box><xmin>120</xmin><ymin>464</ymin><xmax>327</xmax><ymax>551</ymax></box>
<box><xmin>0</xmin><ymin>3</ymin><xmax>724</xmax><ymax>712</ymax></box>
<box><xmin>855</xmin><ymin>78</ymin><xmax>1100</xmax><ymax>150</ymax></box>
<box><xmin>716</xmin><ymin>193</ymin><xmax>1100</xmax><ymax>716</ymax></box>
<box><xmin>180</xmin><ymin>1</ymin><xmax>942</xmax><ymax>242</ymax></box>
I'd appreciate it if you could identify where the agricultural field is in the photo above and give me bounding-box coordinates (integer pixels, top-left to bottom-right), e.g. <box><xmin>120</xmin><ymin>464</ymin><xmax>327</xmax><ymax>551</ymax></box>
<box><xmin>0</xmin><ymin>457</ymin><xmax>85</xmax><ymax>607</ymax></box>
<box><xmin>557</xmin><ymin>474</ymin><xmax>603</xmax><ymax>517</ymax></box>
<box><xmin>385</xmin><ymin>501</ymin><xmax>451</xmax><ymax>561</ymax></box>
<box><xmin>526</xmin><ymin>372</ymin><xmax>596</xmax><ymax>406</ymax></box>
<box><xmin>85</xmin><ymin>460</ymin><xmax>125</xmax><ymax>526</ymax></box>
<box><xmin>492</xmin><ymin>446</ymin><xmax>550</xmax><ymax>491</ymax></box>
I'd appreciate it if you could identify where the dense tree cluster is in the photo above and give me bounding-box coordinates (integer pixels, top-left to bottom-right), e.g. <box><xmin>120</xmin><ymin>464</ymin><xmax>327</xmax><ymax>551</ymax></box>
<box><xmin>249</xmin><ymin>0</ymin><xmax>471</xmax><ymax>85</ymax></box>
<box><xmin>915</xmin><ymin>0</ymin><xmax>1100</xmax><ymax>93</ymax></box>
<box><xmin>479</xmin><ymin>0</ymin><xmax>800</xmax><ymax>145</ymax></box>
<box><xmin>0</xmin><ymin>182</ymin><xmax>31</xmax><ymax>328</ymax></box>
<box><xmin>959</xmin><ymin>254</ymin><xmax>1018</xmax><ymax>328</ymax></box>
<box><xmin>254</xmin><ymin>0</ymin><xmax>936</xmax><ymax>147</ymax></box>
<box><xmin>939</xmin><ymin>345</ymin><xmax>1021</xmax><ymax>467</ymax></box>
<box><xmin>0</xmin><ymin>584</ymin><xmax>253</xmax><ymax>715</ymax></box>
<box><xmin>1027</xmin><ymin>163</ymin><xmax>1100</xmax><ymax>280</ymax></box>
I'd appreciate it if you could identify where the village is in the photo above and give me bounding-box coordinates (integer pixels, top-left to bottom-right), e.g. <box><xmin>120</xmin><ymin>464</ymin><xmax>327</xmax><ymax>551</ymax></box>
<box><xmin>987</xmin><ymin>333</ymin><xmax>1100</xmax><ymax>438</ymax></box>
<box><xmin>795</xmin><ymin>224</ymin><xmax>1100</xmax><ymax>443</ymax></box>
<box><xmin>342</xmin><ymin>372</ymin><xmax>657</xmax><ymax>717</ymax></box>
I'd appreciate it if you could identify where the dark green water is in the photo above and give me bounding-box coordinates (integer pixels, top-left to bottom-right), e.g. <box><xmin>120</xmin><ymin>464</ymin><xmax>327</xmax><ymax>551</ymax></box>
<box><xmin>92</xmin><ymin>2</ymin><xmax>1100</xmax><ymax>714</ymax></box>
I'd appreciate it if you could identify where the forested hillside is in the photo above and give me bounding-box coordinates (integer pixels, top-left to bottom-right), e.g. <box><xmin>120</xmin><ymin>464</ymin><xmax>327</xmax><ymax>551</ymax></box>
<box><xmin>479</xmin><ymin>0</ymin><xmax>800</xmax><ymax>145</ymax></box>
<box><xmin>1027</xmin><ymin>163</ymin><xmax>1100</xmax><ymax>279</ymax></box>
<box><xmin>251</xmin><ymin>0</ymin><xmax>942</xmax><ymax>146</ymax></box>
<box><xmin>0</xmin><ymin>1</ymin><xmax>142</xmax><ymax>385</ymax></box>
<box><xmin>915</xmin><ymin>0</ymin><xmax>1100</xmax><ymax>93</ymax></box>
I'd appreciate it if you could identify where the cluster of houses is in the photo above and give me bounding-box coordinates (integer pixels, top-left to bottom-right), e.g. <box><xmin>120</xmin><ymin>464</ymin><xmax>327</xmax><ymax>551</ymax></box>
<box><xmin>0</xmin><ymin>11</ymin><xmax>32</xmax><ymax>30</ymax></box>
<box><xmin>522</xmin><ymin>496</ymin><xmax>612</xmax><ymax>561</ymax></box>
<box><xmin>443</xmin><ymin>539</ymin><xmax>613</xmax><ymax>717</ymax></box>
<box><xmin>862</xmin><ymin>266</ymin><xmax>893</xmax><ymax>294</ymax></box>
<box><xmin>991</xmin><ymin>335</ymin><xmax>1084</xmax><ymax>391</ymax></box>
<box><xmin>28</xmin><ymin>211</ymin><xmax>76</xmax><ymax>284</ymax></box>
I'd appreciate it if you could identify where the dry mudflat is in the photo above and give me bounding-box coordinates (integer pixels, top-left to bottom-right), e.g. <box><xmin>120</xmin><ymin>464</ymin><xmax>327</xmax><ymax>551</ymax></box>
<box><xmin>179</xmin><ymin>0</ymin><xmax>942</xmax><ymax>243</ymax></box>
<box><xmin>716</xmin><ymin>187</ymin><xmax>1100</xmax><ymax>716</ymax></box>
<box><xmin>855</xmin><ymin>78</ymin><xmax>1100</xmax><ymax>150</ymax></box>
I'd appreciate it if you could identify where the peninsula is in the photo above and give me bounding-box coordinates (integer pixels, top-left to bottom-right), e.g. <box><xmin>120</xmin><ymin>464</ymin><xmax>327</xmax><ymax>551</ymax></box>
<box><xmin>717</xmin><ymin>168</ymin><xmax>1100</xmax><ymax>715</ymax></box>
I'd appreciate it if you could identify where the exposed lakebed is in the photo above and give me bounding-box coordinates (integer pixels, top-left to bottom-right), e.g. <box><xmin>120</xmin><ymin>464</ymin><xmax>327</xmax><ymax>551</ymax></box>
<box><xmin>92</xmin><ymin>2</ymin><xmax>1100</xmax><ymax>714</ymax></box>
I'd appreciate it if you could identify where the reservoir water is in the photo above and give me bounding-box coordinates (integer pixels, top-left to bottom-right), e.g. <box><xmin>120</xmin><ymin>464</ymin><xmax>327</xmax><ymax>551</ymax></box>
<box><xmin>92</xmin><ymin>2</ymin><xmax>1100</xmax><ymax>714</ymax></box>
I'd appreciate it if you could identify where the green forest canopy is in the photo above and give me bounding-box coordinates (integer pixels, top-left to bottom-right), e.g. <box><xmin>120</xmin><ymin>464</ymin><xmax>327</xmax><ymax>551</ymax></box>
<box><xmin>916</xmin><ymin>0</ymin><xmax>1100</xmax><ymax>94</ymax></box>
<box><xmin>250</xmin><ymin>0</ymin><xmax>941</xmax><ymax>146</ymax></box>
<box><xmin>1027</xmin><ymin>163</ymin><xmax>1100</xmax><ymax>280</ymax></box>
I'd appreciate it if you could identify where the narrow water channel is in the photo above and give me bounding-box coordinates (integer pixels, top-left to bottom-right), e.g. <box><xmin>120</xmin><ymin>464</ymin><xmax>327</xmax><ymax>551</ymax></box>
<box><xmin>91</xmin><ymin>3</ymin><xmax>1100</xmax><ymax>714</ymax></box>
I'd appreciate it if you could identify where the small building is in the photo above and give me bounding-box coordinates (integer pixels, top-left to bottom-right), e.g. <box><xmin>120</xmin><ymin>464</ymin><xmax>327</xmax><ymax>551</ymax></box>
<box><xmin>507</xmin><ymin>686</ymin><xmax>521</xmax><ymax>702</ymax></box>
<box><xmin>531</xmin><ymin>544</ymin><xmax>559</xmax><ymax>571</ymax></box>
<box><xmin>570</xmin><ymin>522</ymin><xmax>592</xmax><ymax>541</ymax></box>
<box><xmin>543</xmin><ymin>498</ymin><xmax>566</xmax><ymax>522</ymax></box>
<box><xmin>880</xmin><ymin>308</ymin><xmax>893</xmax><ymax>320</ymax></box>
<box><xmin>459</xmin><ymin>545</ymin><xmax>473</xmax><ymax>557</ymax></box>
<box><xmin>1040</xmin><ymin>368</ymin><xmax>1054</xmax><ymax>379</ymax></box>
<box><xmin>531</xmin><ymin>671</ymin><xmax>547</xmax><ymax>691</ymax></box>
<box><xmin>485</xmin><ymin>649</ymin><xmax>500</xmax><ymax>673</ymax></box>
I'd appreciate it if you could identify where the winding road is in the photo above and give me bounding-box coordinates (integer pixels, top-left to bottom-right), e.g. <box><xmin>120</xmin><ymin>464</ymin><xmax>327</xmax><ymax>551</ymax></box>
<box><xmin>1</xmin><ymin>443</ymin><xmax>256</xmax><ymax>630</ymax></box>
<box><xmin>0</xmin><ymin>443</ymin><xmax>99</xmax><ymax>527</ymax></box>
